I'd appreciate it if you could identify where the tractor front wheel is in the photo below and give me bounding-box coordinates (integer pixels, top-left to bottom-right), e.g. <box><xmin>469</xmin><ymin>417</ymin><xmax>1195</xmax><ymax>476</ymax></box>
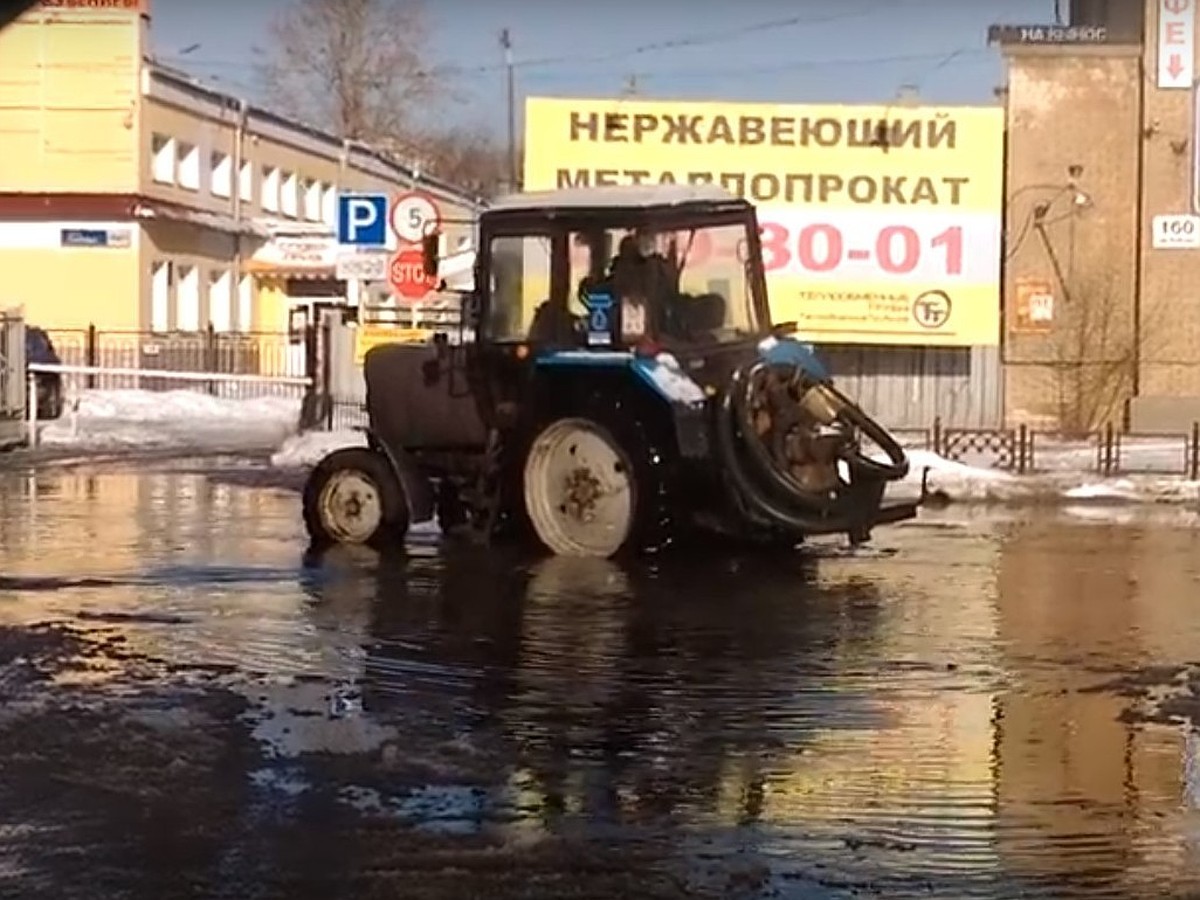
<box><xmin>302</xmin><ymin>447</ymin><xmax>409</xmax><ymax>549</ymax></box>
<box><xmin>522</xmin><ymin>417</ymin><xmax>638</xmax><ymax>558</ymax></box>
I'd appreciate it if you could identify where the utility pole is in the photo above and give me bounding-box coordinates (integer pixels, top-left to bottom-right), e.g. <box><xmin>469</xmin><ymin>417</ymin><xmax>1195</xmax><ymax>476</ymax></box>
<box><xmin>500</xmin><ymin>28</ymin><xmax>517</xmax><ymax>192</ymax></box>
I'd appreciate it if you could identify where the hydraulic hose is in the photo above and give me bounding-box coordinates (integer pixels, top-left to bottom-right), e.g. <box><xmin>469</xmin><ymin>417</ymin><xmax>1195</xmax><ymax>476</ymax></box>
<box><xmin>823</xmin><ymin>381</ymin><xmax>910</xmax><ymax>481</ymax></box>
<box><xmin>715</xmin><ymin>364</ymin><xmax>847</xmax><ymax>533</ymax></box>
<box><xmin>730</xmin><ymin>361</ymin><xmax>841</xmax><ymax>510</ymax></box>
<box><xmin>715</xmin><ymin>360</ymin><xmax>912</xmax><ymax>535</ymax></box>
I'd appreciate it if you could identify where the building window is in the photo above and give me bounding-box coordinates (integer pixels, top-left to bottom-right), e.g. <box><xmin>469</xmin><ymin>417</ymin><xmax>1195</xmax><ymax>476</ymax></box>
<box><xmin>239</xmin><ymin>160</ymin><xmax>253</xmax><ymax>202</ymax></box>
<box><xmin>261</xmin><ymin>166</ymin><xmax>280</xmax><ymax>212</ymax></box>
<box><xmin>321</xmin><ymin>184</ymin><xmax>336</xmax><ymax>225</ymax></box>
<box><xmin>150</xmin><ymin>260</ymin><xmax>170</xmax><ymax>332</ymax></box>
<box><xmin>210</xmin><ymin>151</ymin><xmax>232</xmax><ymax>197</ymax></box>
<box><xmin>177</xmin><ymin>142</ymin><xmax>200</xmax><ymax>191</ymax></box>
<box><xmin>302</xmin><ymin>178</ymin><xmax>321</xmax><ymax>221</ymax></box>
<box><xmin>237</xmin><ymin>274</ymin><xmax>253</xmax><ymax>330</ymax></box>
<box><xmin>281</xmin><ymin>171</ymin><xmax>298</xmax><ymax>217</ymax></box>
<box><xmin>176</xmin><ymin>264</ymin><xmax>200</xmax><ymax>331</ymax></box>
<box><xmin>209</xmin><ymin>269</ymin><xmax>232</xmax><ymax>332</ymax></box>
<box><xmin>151</xmin><ymin>134</ymin><xmax>175</xmax><ymax>184</ymax></box>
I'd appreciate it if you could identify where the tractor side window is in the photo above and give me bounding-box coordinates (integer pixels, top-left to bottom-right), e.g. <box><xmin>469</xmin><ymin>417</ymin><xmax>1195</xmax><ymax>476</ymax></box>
<box><xmin>488</xmin><ymin>234</ymin><xmax>552</xmax><ymax>342</ymax></box>
<box><xmin>668</xmin><ymin>223</ymin><xmax>759</xmax><ymax>340</ymax></box>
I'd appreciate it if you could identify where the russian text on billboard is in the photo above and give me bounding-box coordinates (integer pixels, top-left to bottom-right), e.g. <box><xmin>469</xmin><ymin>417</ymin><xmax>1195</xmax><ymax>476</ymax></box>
<box><xmin>524</xmin><ymin>97</ymin><xmax>1003</xmax><ymax>348</ymax></box>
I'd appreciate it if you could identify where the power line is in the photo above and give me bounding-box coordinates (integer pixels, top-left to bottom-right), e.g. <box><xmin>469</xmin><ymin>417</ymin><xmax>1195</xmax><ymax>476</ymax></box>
<box><xmin>156</xmin><ymin>0</ymin><xmax>963</xmax><ymax>80</ymax></box>
<box><xmin>613</xmin><ymin>50</ymin><xmax>993</xmax><ymax>82</ymax></box>
<box><xmin>504</xmin><ymin>0</ymin><xmax>953</xmax><ymax>72</ymax></box>
<box><xmin>161</xmin><ymin>48</ymin><xmax>994</xmax><ymax>83</ymax></box>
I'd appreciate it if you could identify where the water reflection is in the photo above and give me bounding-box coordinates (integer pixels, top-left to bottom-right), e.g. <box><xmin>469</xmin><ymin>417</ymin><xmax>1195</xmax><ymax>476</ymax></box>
<box><xmin>3</xmin><ymin>468</ymin><xmax>1200</xmax><ymax>896</ymax></box>
<box><xmin>993</xmin><ymin>517</ymin><xmax>1200</xmax><ymax>897</ymax></box>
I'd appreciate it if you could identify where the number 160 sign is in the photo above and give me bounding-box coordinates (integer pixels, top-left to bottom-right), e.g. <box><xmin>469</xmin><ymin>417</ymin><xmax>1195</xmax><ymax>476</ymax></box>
<box><xmin>1152</xmin><ymin>214</ymin><xmax>1200</xmax><ymax>249</ymax></box>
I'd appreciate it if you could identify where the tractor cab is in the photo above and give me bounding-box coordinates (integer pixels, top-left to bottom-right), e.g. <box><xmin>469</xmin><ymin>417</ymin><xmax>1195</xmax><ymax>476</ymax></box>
<box><xmin>423</xmin><ymin>184</ymin><xmax>778</xmax><ymax>359</ymax></box>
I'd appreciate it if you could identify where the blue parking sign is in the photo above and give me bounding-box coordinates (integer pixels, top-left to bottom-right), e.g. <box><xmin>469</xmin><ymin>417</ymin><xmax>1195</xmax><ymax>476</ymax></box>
<box><xmin>336</xmin><ymin>193</ymin><xmax>388</xmax><ymax>246</ymax></box>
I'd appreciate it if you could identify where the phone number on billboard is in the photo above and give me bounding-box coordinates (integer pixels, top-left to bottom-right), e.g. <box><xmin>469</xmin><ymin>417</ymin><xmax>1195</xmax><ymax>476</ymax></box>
<box><xmin>756</xmin><ymin>223</ymin><xmax>964</xmax><ymax>278</ymax></box>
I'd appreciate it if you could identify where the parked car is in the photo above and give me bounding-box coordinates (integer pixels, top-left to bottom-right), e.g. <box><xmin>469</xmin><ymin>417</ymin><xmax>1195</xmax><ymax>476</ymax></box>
<box><xmin>25</xmin><ymin>326</ymin><xmax>63</xmax><ymax>420</ymax></box>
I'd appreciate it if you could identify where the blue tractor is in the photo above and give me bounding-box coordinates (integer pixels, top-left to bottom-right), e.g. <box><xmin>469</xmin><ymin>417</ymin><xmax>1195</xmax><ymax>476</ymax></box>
<box><xmin>302</xmin><ymin>184</ymin><xmax>923</xmax><ymax>558</ymax></box>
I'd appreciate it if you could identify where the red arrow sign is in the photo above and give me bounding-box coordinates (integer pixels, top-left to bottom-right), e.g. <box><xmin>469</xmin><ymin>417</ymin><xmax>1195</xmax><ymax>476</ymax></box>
<box><xmin>387</xmin><ymin>247</ymin><xmax>437</xmax><ymax>301</ymax></box>
<box><xmin>1166</xmin><ymin>0</ymin><xmax>1190</xmax><ymax>14</ymax></box>
<box><xmin>1169</xmin><ymin>53</ymin><xmax>1185</xmax><ymax>77</ymax></box>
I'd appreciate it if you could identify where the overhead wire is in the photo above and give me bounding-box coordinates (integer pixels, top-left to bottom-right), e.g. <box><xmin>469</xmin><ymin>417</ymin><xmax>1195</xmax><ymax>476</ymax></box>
<box><xmin>162</xmin><ymin>48</ymin><xmax>995</xmax><ymax>84</ymax></box>
<box><xmin>157</xmin><ymin>0</ymin><xmax>978</xmax><ymax>82</ymax></box>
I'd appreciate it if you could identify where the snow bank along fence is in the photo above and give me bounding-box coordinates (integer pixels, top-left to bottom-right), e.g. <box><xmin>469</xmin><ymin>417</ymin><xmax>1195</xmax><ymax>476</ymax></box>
<box><xmin>22</xmin><ymin>363</ymin><xmax>312</xmax><ymax>447</ymax></box>
<box><xmin>889</xmin><ymin>418</ymin><xmax>1200</xmax><ymax>479</ymax></box>
<box><xmin>43</xmin><ymin>325</ymin><xmax>304</xmax><ymax>400</ymax></box>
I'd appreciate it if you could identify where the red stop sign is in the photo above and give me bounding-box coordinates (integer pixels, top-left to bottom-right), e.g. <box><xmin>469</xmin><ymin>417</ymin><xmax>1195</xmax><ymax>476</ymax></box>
<box><xmin>387</xmin><ymin>247</ymin><xmax>437</xmax><ymax>300</ymax></box>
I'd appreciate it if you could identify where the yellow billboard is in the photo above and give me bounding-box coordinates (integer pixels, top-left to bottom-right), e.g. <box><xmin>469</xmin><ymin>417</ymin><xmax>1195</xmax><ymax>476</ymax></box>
<box><xmin>523</xmin><ymin>97</ymin><xmax>1003</xmax><ymax>347</ymax></box>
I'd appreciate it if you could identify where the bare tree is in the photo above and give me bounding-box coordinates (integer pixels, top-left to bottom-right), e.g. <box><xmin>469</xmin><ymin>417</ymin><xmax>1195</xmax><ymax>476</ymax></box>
<box><xmin>1035</xmin><ymin>226</ymin><xmax>1167</xmax><ymax>436</ymax></box>
<box><xmin>256</xmin><ymin>0</ymin><xmax>511</xmax><ymax>194</ymax></box>
<box><xmin>414</xmin><ymin>126</ymin><xmax>517</xmax><ymax>198</ymax></box>
<box><xmin>1048</xmin><ymin>272</ymin><xmax>1136</xmax><ymax>435</ymax></box>
<box><xmin>256</xmin><ymin>0</ymin><xmax>448</xmax><ymax>145</ymax></box>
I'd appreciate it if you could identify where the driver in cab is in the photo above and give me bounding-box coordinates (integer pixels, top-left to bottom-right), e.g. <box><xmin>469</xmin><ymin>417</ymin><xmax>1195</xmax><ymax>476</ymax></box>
<box><xmin>608</xmin><ymin>230</ymin><xmax>677</xmax><ymax>341</ymax></box>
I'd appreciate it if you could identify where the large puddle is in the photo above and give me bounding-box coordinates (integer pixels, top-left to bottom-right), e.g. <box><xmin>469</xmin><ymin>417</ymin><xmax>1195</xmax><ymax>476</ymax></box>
<box><xmin>3</xmin><ymin>461</ymin><xmax>1200</xmax><ymax>898</ymax></box>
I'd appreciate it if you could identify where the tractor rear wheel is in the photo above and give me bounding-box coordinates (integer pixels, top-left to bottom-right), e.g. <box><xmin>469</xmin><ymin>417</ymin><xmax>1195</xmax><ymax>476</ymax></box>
<box><xmin>302</xmin><ymin>447</ymin><xmax>409</xmax><ymax>549</ymax></box>
<box><xmin>522</xmin><ymin>417</ymin><xmax>637</xmax><ymax>558</ymax></box>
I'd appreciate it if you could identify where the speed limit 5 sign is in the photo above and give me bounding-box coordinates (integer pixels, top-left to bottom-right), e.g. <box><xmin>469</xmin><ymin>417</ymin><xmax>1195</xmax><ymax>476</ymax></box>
<box><xmin>1152</xmin><ymin>213</ymin><xmax>1200</xmax><ymax>249</ymax></box>
<box><xmin>389</xmin><ymin>191</ymin><xmax>441</xmax><ymax>245</ymax></box>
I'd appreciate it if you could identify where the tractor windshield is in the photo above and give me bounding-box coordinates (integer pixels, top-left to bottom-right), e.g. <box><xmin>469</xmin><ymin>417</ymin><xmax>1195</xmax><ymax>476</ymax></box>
<box><xmin>569</xmin><ymin>219</ymin><xmax>766</xmax><ymax>348</ymax></box>
<box><xmin>483</xmin><ymin>214</ymin><xmax>767</xmax><ymax>349</ymax></box>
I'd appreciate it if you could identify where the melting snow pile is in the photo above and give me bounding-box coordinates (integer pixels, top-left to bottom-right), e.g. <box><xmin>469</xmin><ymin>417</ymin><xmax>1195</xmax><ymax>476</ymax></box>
<box><xmin>37</xmin><ymin>389</ymin><xmax>302</xmax><ymax>453</ymax></box>
<box><xmin>886</xmin><ymin>439</ymin><xmax>1200</xmax><ymax>506</ymax></box>
<box><xmin>271</xmin><ymin>429</ymin><xmax>367</xmax><ymax>468</ymax></box>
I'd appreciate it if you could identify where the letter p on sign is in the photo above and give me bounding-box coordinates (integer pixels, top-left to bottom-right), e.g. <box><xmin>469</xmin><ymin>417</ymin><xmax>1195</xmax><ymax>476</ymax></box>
<box><xmin>337</xmin><ymin>193</ymin><xmax>388</xmax><ymax>246</ymax></box>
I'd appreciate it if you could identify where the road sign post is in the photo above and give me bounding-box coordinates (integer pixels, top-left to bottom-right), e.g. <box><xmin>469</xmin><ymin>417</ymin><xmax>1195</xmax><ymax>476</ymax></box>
<box><xmin>389</xmin><ymin>191</ymin><xmax>442</xmax><ymax>245</ymax></box>
<box><xmin>336</xmin><ymin>193</ymin><xmax>388</xmax><ymax>246</ymax></box>
<box><xmin>387</xmin><ymin>247</ymin><xmax>438</xmax><ymax>300</ymax></box>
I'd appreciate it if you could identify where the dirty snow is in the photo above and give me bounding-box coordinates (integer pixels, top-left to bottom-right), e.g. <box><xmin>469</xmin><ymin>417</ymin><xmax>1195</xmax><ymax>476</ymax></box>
<box><xmin>271</xmin><ymin>429</ymin><xmax>367</xmax><ymax>468</ymax></box>
<box><xmin>888</xmin><ymin>444</ymin><xmax>1200</xmax><ymax>506</ymax></box>
<box><xmin>33</xmin><ymin>389</ymin><xmax>302</xmax><ymax>453</ymax></box>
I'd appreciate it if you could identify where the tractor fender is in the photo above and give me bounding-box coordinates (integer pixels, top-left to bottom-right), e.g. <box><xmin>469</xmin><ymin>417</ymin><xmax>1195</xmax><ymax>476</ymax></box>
<box><xmin>757</xmin><ymin>335</ymin><xmax>830</xmax><ymax>382</ymax></box>
<box><xmin>362</xmin><ymin>428</ymin><xmax>436</xmax><ymax>524</ymax></box>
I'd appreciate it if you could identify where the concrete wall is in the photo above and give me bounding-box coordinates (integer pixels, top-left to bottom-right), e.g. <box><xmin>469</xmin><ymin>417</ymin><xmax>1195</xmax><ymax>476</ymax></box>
<box><xmin>1000</xmin><ymin>0</ymin><xmax>1200</xmax><ymax>432</ymax></box>
<box><xmin>0</xmin><ymin>6</ymin><xmax>142</xmax><ymax>193</ymax></box>
<box><xmin>1000</xmin><ymin>47</ymin><xmax>1142</xmax><ymax>430</ymax></box>
<box><xmin>0</xmin><ymin>221</ymin><xmax>140</xmax><ymax>330</ymax></box>
<box><xmin>1138</xmin><ymin>0</ymin><xmax>1200</xmax><ymax>399</ymax></box>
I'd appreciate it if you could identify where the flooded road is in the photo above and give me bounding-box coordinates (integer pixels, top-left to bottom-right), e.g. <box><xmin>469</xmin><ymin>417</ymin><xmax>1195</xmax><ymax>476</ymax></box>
<box><xmin>3</xmin><ymin>460</ymin><xmax>1200</xmax><ymax>899</ymax></box>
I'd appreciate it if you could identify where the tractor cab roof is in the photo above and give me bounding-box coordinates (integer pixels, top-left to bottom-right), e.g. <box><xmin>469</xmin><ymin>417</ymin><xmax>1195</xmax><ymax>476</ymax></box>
<box><xmin>481</xmin><ymin>184</ymin><xmax>752</xmax><ymax>228</ymax></box>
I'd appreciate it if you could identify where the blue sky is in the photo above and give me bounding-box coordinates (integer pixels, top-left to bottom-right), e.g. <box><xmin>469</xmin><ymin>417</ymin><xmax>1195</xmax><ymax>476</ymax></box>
<box><xmin>150</xmin><ymin>0</ymin><xmax>1059</xmax><ymax>134</ymax></box>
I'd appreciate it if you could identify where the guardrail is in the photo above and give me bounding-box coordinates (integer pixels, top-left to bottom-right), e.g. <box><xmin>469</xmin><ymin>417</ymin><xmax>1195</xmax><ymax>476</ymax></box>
<box><xmin>24</xmin><ymin>362</ymin><xmax>313</xmax><ymax>448</ymax></box>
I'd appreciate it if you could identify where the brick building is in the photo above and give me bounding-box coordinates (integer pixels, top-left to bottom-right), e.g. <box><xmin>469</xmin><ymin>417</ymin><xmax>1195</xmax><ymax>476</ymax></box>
<box><xmin>994</xmin><ymin>0</ymin><xmax>1200</xmax><ymax>431</ymax></box>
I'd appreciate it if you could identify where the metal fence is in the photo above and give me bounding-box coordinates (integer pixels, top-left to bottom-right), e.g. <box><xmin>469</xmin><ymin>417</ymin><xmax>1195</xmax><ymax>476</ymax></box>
<box><xmin>0</xmin><ymin>310</ymin><xmax>25</xmax><ymax>447</ymax></box>
<box><xmin>911</xmin><ymin>418</ymin><xmax>1200</xmax><ymax>478</ymax></box>
<box><xmin>44</xmin><ymin>325</ymin><xmax>304</xmax><ymax>400</ymax></box>
<box><xmin>821</xmin><ymin>344</ymin><xmax>1003</xmax><ymax>430</ymax></box>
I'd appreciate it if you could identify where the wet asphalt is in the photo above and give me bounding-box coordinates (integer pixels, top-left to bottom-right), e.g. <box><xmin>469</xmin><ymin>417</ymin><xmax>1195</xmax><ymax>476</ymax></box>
<box><xmin>3</xmin><ymin>458</ymin><xmax>1200</xmax><ymax>899</ymax></box>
